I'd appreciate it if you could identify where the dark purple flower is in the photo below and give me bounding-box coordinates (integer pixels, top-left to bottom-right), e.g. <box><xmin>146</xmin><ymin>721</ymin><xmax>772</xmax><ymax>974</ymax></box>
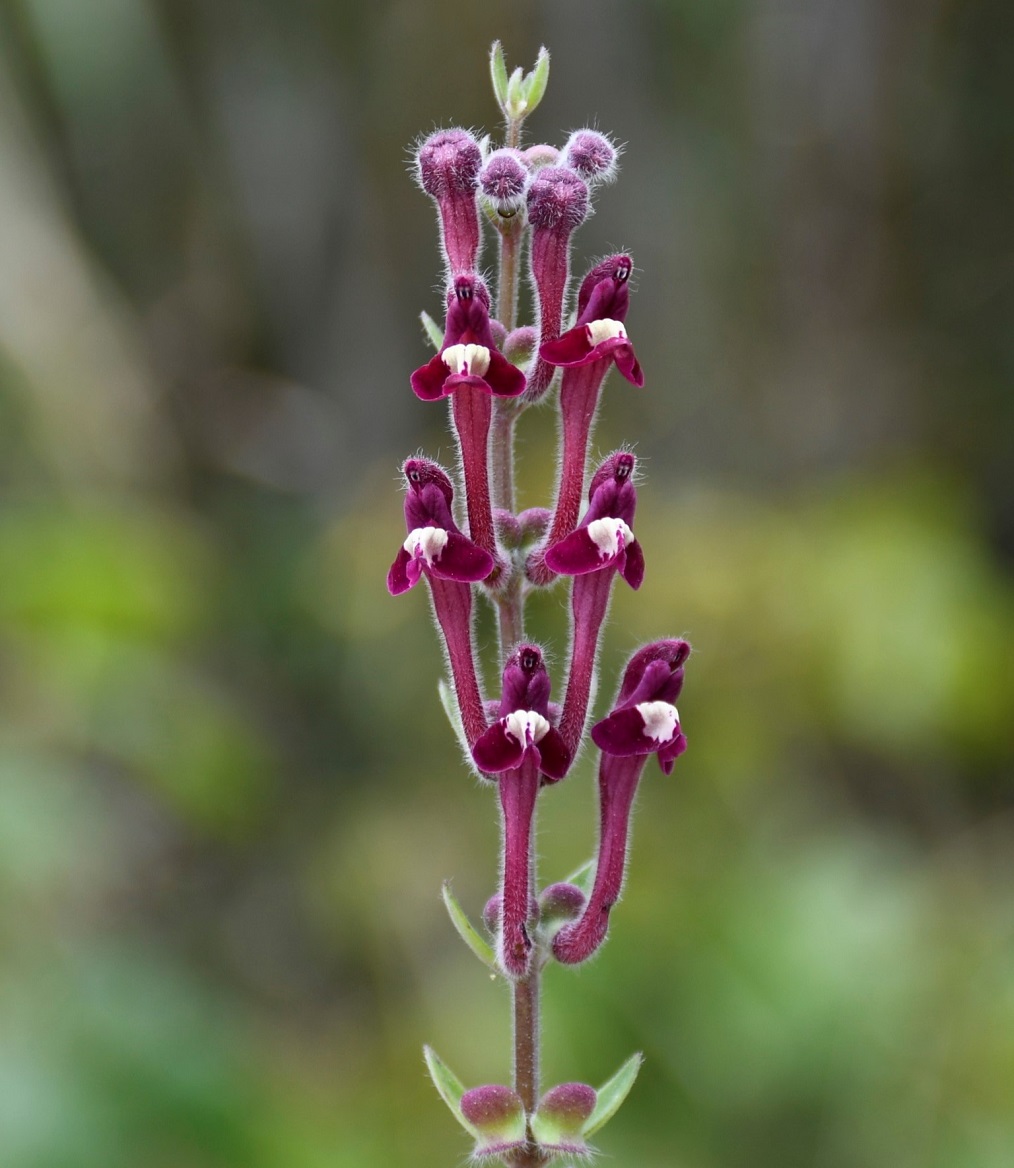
<box><xmin>472</xmin><ymin>644</ymin><xmax>570</xmax><ymax>781</ymax></box>
<box><xmin>591</xmin><ymin>638</ymin><xmax>689</xmax><ymax>774</ymax></box>
<box><xmin>472</xmin><ymin>645</ymin><xmax>571</xmax><ymax>977</ymax></box>
<box><xmin>410</xmin><ymin>275</ymin><xmax>526</xmax><ymax>402</ymax></box>
<box><xmin>387</xmin><ymin>458</ymin><xmax>490</xmax><ymax>748</ymax></box>
<box><xmin>544</xmin><ymin>450</ymin><xmax>644</xmax><ymax>589</ymax></box>
<box><xmin>553</xmin><ymin>640</ymin><xmax>689</xmax><ymax>967</ymax></box>
<box><xmin>539</xmin><ymin>253</ymin><xmax>643</xmax><ymax>387</ymax></box>
<box><xmin>415</xmin><ymin>129</ymin><xmax>483</xmax><ymax>276</ymax></box>
<box><xmin>387</xmin><ymin>459</ymin><xmax>494</xmax><ymax>595</ymax></box>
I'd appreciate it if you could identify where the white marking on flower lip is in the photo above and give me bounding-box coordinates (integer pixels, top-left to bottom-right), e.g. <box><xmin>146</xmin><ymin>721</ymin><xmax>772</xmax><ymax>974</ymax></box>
<box><xmin>504</xmin><ymin>710</ymin><xmax>551</xmax><ymax>747</ymax></box>
<box><xmin>585</xmin><ymin>318</ymin><xmax>627</xmax><ymax>346</ymax></box>
<box><xmin>586</xmin><ymin>517</ymin><xmax>634</xmax><ymax>560</ymax></box>
<box><xmin>403</xmin><ymin>525</ymin><xmax>449</xmax><ymax>566</ymax></box>
<box><xmin>442</xmin><ymin>343</ymin><xmax>491</xmax><ymax>378</ymax></box>
<box><xmin>636</xmin><ymin>701</ymin><xmax>679</xmax><ymax>744</ymax></box>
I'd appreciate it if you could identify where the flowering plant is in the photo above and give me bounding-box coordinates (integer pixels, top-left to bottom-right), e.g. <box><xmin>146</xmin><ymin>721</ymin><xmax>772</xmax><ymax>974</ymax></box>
<box><xmin>389</xmin><ymin>42</ymin><xmax>691</xmax><ymax>1166</ymax></box>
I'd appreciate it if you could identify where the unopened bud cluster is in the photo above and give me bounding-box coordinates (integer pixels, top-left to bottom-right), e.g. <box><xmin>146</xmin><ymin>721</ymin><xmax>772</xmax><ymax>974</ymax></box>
<box><xmin>390</xmin><ymin>42</ymin><xmax>691</xmax><ymax>1166</ymax></box>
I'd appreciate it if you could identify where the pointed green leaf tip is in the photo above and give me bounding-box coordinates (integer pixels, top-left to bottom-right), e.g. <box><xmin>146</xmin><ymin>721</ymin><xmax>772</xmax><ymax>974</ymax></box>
<box><xmin>564</xmin><ymin>857</ymin><xmax>596</xmax><ymax>898</ymax></box>
<box><xmin>437</xmin><ymin>678</ymin><xmax>469</xmax><ymax>756</ymax></box>
<box><xmin>489</xmin><ymin>41</ymin><xmax>509</xmax><ymax>109</ymax></box>
<box><xmin>442</xmin><ymin>881</ymin><xmax>498</xmax><ymax>973</ymax></box>
<box><xmin>420</xmin><ymin>309</ymin><xmax>443</xmax><ymax>352</ymax></box>
<box><xmin>524</xmin><ymin>47</ymin><xmax>550</xmax><ymax>113</ymax></box>
<box><xmin>582</xmin><ymin>1052</ymin><xmax>643</xmax><ymax>1136</ymax></box>
<box><xmin>423</xmin><ymin>1046</ymin><xmax>475</xmax><ymax>1135</ymax></box>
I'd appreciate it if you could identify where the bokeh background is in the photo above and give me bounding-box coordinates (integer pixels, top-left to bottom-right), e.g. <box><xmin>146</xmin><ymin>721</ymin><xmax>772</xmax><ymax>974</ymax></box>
<box><xmin>1</xmin><ymin>1</ymin><xmax>1012</xmax><ymax>1165</ymax></box>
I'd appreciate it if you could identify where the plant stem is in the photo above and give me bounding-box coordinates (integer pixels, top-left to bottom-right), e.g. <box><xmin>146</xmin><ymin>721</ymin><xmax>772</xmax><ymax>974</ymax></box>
<box><xmin>497</xmin><ymin>217</ymin><xmax>523</xmax><ymax>333</ymax></box>
<box><xmin>510</xmin><ymin>966</ymin><xmax>546</xmax><ymax>1167</ymax></box>
<box><xmin>500</xmin><ymin>114</ymin><xmax>546</xmax><ymax>1168</ymax></box>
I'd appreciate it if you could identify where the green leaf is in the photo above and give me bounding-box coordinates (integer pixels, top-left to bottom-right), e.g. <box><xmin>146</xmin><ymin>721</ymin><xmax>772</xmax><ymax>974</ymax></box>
<box><xmin>523</xmin><ymin>47</ymin><xmax>550</xmax><ymax>113</ymax></box>
<box><xmin>420</xmin><ymin>310</ymin><xmax>443</xmax><ymax>352</ymax></box>
<box><xmin>489</xmin><ymin>41</ymin><xmax>509</xmax><ymax>109</ymax></box>
<box><xmin>423</xmin><ymin>1046</ymin><xmax>477</xmax><ymax>1135</ymax></box>
<box><xmin>564</xmin><ymin>857</ymin><xmax>596</xmax><ymax>898</ymax></box>
<box><xmin>442</xmin><ymin>881</ymin><xmax>498</xmax><ymax>973</ymax></box>
<box><xmin>583</xmin><ymin>1053</ymin><xmax>643</xmax><ymax>1137</ymax></box>
<box><xmin>506</xmin><ymin>66</ymin><xmax>525</xmax><ymax>114</ymax></box>
<box><xmin>437</xmin><ymin>678</ymin><xmax>471</xmax><ymax>755</ymax></box>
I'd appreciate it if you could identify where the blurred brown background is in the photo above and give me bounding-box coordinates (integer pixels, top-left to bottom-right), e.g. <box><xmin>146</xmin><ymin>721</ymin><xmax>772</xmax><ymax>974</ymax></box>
<box><xmin>1</xmin><ymin>2</ymin><xmax>1012</xmax><ymax>1166</ymax></box>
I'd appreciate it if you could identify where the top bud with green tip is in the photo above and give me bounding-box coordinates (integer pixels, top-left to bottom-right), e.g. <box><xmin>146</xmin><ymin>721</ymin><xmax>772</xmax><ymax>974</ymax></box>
<box><xmin>490</xmin><ymin>41</ymin><xmax>551</xmax><ymax>127</ymax></box>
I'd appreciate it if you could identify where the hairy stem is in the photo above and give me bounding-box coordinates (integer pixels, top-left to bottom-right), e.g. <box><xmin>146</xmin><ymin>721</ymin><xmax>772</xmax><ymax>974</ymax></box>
<box><xmin>491</xmin><ymin>401</ymin><xmax>519</xmax><ymax>515</ymax></box>
<box><xmin>497</xmin><ymin>218</ymin><xmax>524</xmax><ymax>333</ymax></box>
<box><xmin>496</xmin><ymin>574</ymin><xmax>525</xmax><ymax>656</ymax></box>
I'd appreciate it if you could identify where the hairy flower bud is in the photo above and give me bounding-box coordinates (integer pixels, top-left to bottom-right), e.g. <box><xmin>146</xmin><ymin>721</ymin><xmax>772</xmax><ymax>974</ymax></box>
<box><xmin>479</xmin><ymin>148</ymin><xmax>529</xmax><ymax>217</ymax></box>
<box><xmin>523</xmin><ymin>142</ymin><xmax>560</xmax><ymax>171</ymax></box>
<box><xmin>531</xmin><ymin>1082</ymin><xmax>597</xmax><ymax>1155</ymax></box>
<box><xmin>562</xmin><ymin>128</ymin><xmax>619</xmax><ymax>185</ymax></box>
<box><xmin>526</xmin><ymin>165</ymin><xmax>589</xmax><ymax>233</ymax></box>
<box><xmin>460</xmin><ymin>1084</ymin><xmax>527</xmax><ymax>1157</ymax></box>
<box><xmin>416</xmin><ymin>129</ymin><xmax>483</xmax><ymax>275</ymax></box>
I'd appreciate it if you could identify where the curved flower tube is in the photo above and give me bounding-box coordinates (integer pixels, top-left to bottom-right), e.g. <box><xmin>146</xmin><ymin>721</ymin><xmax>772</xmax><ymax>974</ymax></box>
<box><xmin>387</xmin><ymin>458</ymin><xmax>491</xmax><ymax>748</ymax></box>
<box><xmin>553</xmin><ymin>640</ymin><xmax>689</xmax><ymax>967</ymax></box>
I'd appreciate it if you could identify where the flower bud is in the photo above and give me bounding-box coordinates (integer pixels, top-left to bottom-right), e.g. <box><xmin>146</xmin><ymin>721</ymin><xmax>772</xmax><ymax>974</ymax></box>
<box><xmin>479</xmin><ymin>149</ymin><xmax>529</xmax><ymax>218</ymax></box>
<box><xmin>562</xmin><ymin>129</ymin><xmax>619</xmax><ymax>185</ymax></box>
<box><xmin>502</xmin><ymin>325</ymin><xmax>536</xmax><ymax>367</ymax></box>
<box><xmin>526</xmin><ymin>167</ymin><xmax>590</xmax><ymax>402</ymax></box>
<box><xmin>538</xmin><ymin>882</ymin><xmax>585</xmax><ymax>923</ymax></box>
<box><xmin>523</xmin><ymin>143</ymin><xmax>560</xmax><ymax>171</ymax></box>
<box><xmin>415</xmin><ymin>129</ymin><xmax>483</xmax><ymax>275</ymax></box>
<box><xmin>526</xmin><ymin>166</ymin><xmax>589</xmax><ymax>234</ymax></box>
<box><xmin>416</xmin><ymin>128</ymin><xmax>482</xmax><ymax>199</ymax></box>
<box><xmin>460</xmin><ymin>1084</ymin><xmax>527</xmax><ymax>1158</ymax></box>
<box><xmin>531</xmin><ymin>1082</ymin><xmax>597</xmax><ymax>1155</ymax></box>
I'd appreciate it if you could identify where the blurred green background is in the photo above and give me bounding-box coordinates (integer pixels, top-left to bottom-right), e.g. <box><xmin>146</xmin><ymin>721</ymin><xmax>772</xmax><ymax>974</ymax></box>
<box><xmin>1</xmin><ymin>1</ymin><xmax>1012</xmax><ymax>1166</ymax></box>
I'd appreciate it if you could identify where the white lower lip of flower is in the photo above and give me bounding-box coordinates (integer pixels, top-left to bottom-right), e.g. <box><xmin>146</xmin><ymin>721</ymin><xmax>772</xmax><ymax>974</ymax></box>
<box><xmin>442</xmin><ymin>343</ymin><xmax>491</xmax><ymax>378</ymax></box>
<box><xmin>504</xmin><ymin>710</ymin><xmax>550</xmax><ymax>747</ymax></box>
<box><xmin>404</xmin><ymin>525</ymin><xmax>449</xmax><ymax>566</ymax></box>
<box><xmin>636</xmin><ymin>701</ymin><xmax>679</xmax><ymax>743</ymax></box>
<box><xmin>585</xmin><ymin>318</ymin><xmax>627</xmax><ymax>346</ymax></box>
<box><xmin>586</xmin><ymin>517</ymin><xmax>634</xmax><ymax>559</ymax></box>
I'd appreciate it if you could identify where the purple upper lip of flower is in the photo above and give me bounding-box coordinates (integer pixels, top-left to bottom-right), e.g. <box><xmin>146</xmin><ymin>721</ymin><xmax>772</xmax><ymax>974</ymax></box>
<box><xmin>590</xmin><ymin>639</ymin><xmax>690</xmax><ymax>773</ymax></box>
<box><xmin>387</xmin><ymin>458</ymin><xmax>495</xmax><ymax>594</ymax></box>
<box><xmin>472</xmin><ymin>644</ymin><xmax>572</xmax><ymax>781</ymax></box>
<box><xmin>543</xmin><ymin>450</ymin><xmax>644</xmax><ymax>588</ymax></box>
<box><xmin>411</xmin><ymin>275</ymin><xmax>527</xmax><ymax>401</ymax></box>
<box><xmin>538</xmin><ymin>255</ymin><xmax>644</xmax><ymax>387</ymax></box>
